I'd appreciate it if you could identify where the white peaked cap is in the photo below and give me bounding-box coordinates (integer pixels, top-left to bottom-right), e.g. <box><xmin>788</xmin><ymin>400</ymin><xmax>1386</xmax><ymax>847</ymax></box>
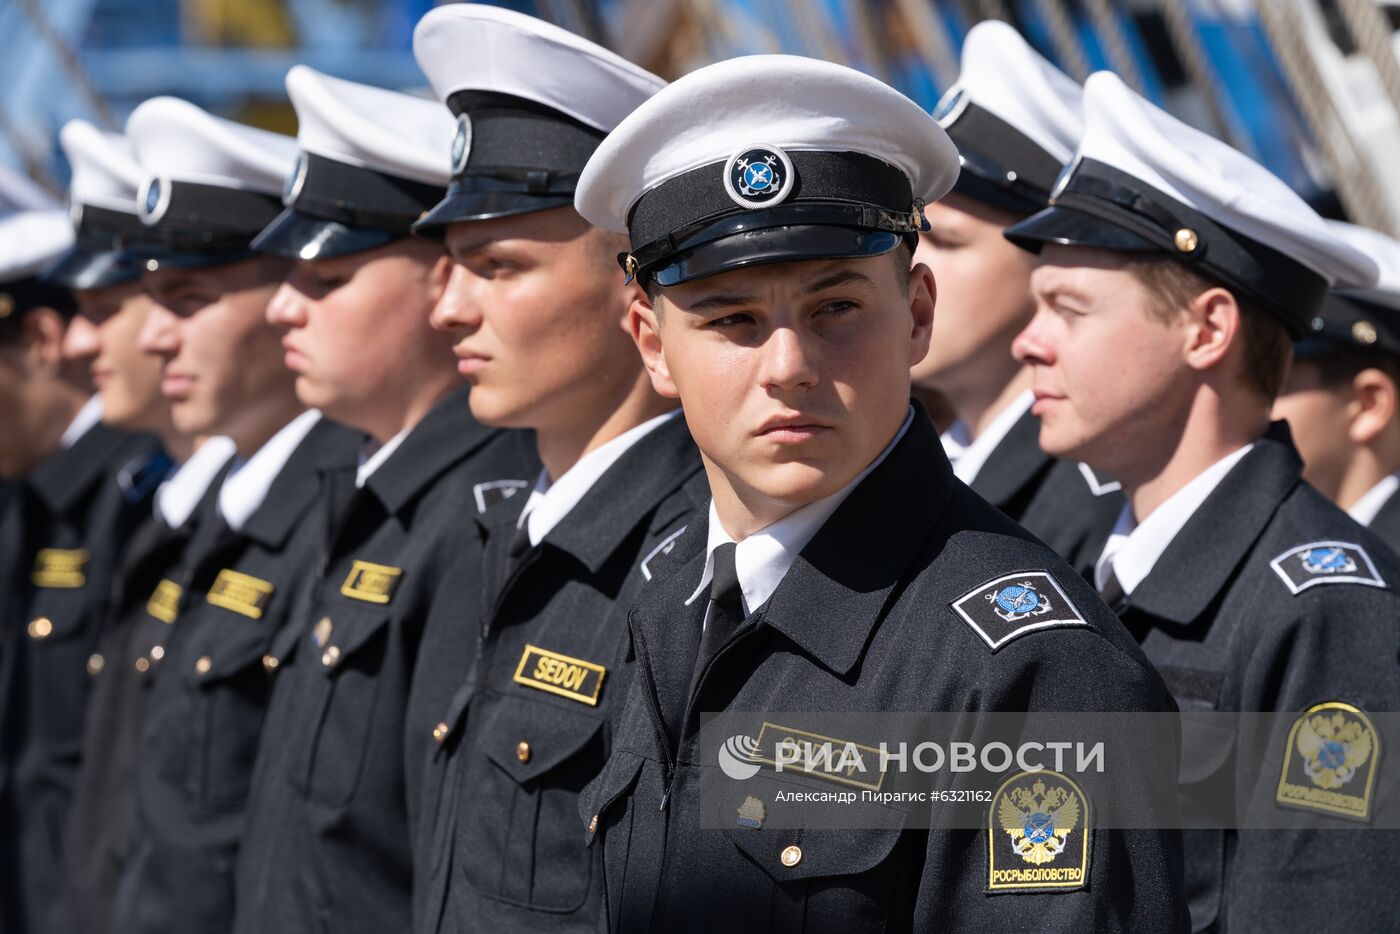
<box><xmin>60</xmin><ymin>119</ymin><xmax>143</xmax><ymax>214</ymax></box>
<box><xmin>126</xmin><ymin>96</ymin><xmax>297</xmax><ymax>195</ymax></box>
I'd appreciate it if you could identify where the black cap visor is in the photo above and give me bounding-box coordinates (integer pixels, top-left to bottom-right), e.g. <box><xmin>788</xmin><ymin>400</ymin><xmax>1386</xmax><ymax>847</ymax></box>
<box><xmin>129</xmin><ymin>243</ymin><xmax>257</xmax><ymax>273</ymax></box>
<box><xmin>413</xmin><ymin>186</ymin><xmax>574</xmax><ymax>235</ymax></box>
<box><xmin>45</xmin><ymin>245</ymin><xmax>141</xmax><ymax>290</ymax></box>
<box><xmin>253</xmin><ymin>208</ymin><xmax>400</xmax><ymax>260</ymax></box>
<box><xmin>1004</xmin><ymin>204</ymin><xmax>1162</xmax><ymax>254</ymax></box>
<box><xmin>650</xmin><ymin>226</ymin><xmax>906</xmax><ymax>288</ymax></box>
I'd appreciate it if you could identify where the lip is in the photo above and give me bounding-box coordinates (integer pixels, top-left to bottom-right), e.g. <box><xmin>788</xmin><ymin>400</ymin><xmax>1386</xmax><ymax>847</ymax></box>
<box><xmin>453</xmin><ymin>346</ymin><xmax>492</xmax><ymax>376</ymax></box>
<box><xmin>281</xmin><ymin>338</ymin><xmax>309</xmax><ymax>372</ymax></box>
<box><xmin>1030</xmin><ymin>388</ymin><xmax>1065</xmax><ymax>416</ymax></box>
<box><xmin>755</xmin><ymin>413</ymin><xmax>833</xmax><ymax>443</ymax></box>
<box><xmin>91</xmin><ymin>367</ymin><xmax>112</xmax><ymax>389</ymax></box>
<box><xmin>161</xmin><ymin>371</ymin><xmax>195</xmax><ymax>400</ymax></box>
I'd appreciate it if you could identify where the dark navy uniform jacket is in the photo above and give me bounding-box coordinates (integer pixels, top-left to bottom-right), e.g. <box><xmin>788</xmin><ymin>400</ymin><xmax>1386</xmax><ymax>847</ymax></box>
<box><xmin>412</xmin><ymin>413</ymin><xmax>707</xmax><ymax>934</ymax></box>
<box><xmin>48</xmin><ymin>456</ymin><xmax>231</xmax><ymax>934</ymax></box>
<box><xmin>1107</xmin><ymin>423</ymin><xmax>1400</xmax><ymax>933</ymax></box>
<box><xmin>964</xmin><ymin>406</ymin><xmax>1123</xmax><ymax>580</ymax></box>
<box><xmin>0</xmin><ymin>422</ymin><xmax>166</xmax><ymax>934</ymax></box>
<box><xmin>580</xmin><ymin>411</ymin><xmax>1188</xmax><ymax>933</ymax></box>
<box><xmin>107</xmin><ymin>416</ymin><xmax>361</xmax><ymax>934</ymax></box>
<box><xmin>232</xmin><ymin>390</ymin><xmax>537</xmax><ymax>934</ymax></box>
<box><xmin>1363</xmin><ymin>484</ymin><xmax>1400</xmax><ymax>555</ymax></box>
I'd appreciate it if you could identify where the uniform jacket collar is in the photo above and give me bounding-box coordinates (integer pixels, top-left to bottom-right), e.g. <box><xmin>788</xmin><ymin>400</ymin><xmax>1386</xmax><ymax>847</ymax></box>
<box><xmin>967</xmin><ymin>405</ymin><xmax>1053</xmax><ymax>510</ymax></box>
<box><xmin>26</xmin><ymin>421</ymin><xmax>139</xmax><ymax>515</ymax></box>
<box><xmin>239</xmin><ymin>417</ymin><xmax>360</xmax><ymax>550</ymax></box>
<box><xmin>1127</xmin><ymin>421</ymin><xmax>1302</xmax><ymax>624</ymax></box>
<box><xmin>361</xmin><ymin>386</ymin><xmax>500</xmax><ymax>515</ymax></box>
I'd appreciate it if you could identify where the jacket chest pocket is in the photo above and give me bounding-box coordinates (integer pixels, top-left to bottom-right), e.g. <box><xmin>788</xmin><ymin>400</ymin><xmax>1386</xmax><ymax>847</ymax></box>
<box><xmin>23</xmin><ymin>585</ymin><xmax>96</xmax><ymax>746</ymax></box>
<box><xmin>454</xmin><ymin>698</ymin><xmax>606</xmax><ymax>914</ymax></box>
<box><xmin>158</xmin><ymin>606</ymin><xmax>280</xmax><ymax>810</ymax></box>
<box><xmin>719</xmin><ymin>821</ymin><xmax>909</xmax><ymax>934</ymax></box>
<box><xmin>287</xmin><ymin>604</ymin><xmax>391</xmax><ymax>808</ymax></box>
<box><xmin>1173</xmin><ymin>675</ymin><xmax>1234</xmax><ymax>934</ymax></box>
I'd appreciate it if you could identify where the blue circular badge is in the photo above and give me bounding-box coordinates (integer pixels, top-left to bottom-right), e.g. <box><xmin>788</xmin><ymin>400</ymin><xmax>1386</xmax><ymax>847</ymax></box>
<box><xmin>452</xmin><ymin>113</ymin><xmax>473</xmax><ymax>176</ymax></box>
<box><xmin>283</xmin><ymin>152</ymin><xmax>308</xmax><ymax>206</ymax></box>
<box><xmin>996</xmin><ymin>584</ymin><xmax>1040</xmax><ymax>617</ymax></box>
<box><xmin>723</xmin><ymin>143</ymin><xmax>795</xmax><ymax>209</ymax></box>
<box><xmin>139</xmin><ymin>177</ymin><xmax>170</xmax><ymax>226</ymax></box>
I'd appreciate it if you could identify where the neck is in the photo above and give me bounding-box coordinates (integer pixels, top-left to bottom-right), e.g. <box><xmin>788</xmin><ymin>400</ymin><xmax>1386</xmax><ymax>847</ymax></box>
<box><xmin>360</xmin><ymin>376</ymin><xmax>460</xmax><ymax>446</ymax></box>
<box><xmin>160</xmin><ymin>427</ymin><xmax>195</xmax><ymax>463</ymax></box>
<box><xmin>229</xmin><ymin>392</ymin><xmax>307</xmax><ymax>460</ymax></box>
<box><xmin>1331</xmin><ymin>443</ymin><xmax>1400</xmax><ymax>511</ymax></box>
<box><xmin>33</xmin><ymin>384</ymin><xmax>89</xmax><ymax>467</ymax></box>
<box><xmin>957</xmin><ymin>368</ymin><xmax>1033</xmax><ymax>439</ymax></box>
<box><xmin>1119</xmin><ymin>389</ymin><xmax>1268</xmax><ymax>523</ymax></box>
<box><xmin>534</xmin><ymin>376</ymin><xmax>678</xmax><ymax>483</ymax></box>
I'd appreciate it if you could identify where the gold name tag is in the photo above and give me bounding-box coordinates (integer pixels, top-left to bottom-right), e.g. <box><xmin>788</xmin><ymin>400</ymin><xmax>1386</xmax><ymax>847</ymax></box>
<box><xmin>340</xmin><ymin>560</ymin><xmax>403</xmax><ymax>604</ymax></box>
<box><xmin>146</xmin><ymin>579</ymin><xmax>182</xmax><ymax>623</ymax></box>
<box><xmin>206</xmin><ymin>569</ymin><xmax>274</xmax><ymax>620</ymax></box>
<box><xmin>33</xmin><ymin>548</ymin><xmax>89</xmax><ymax>588</ymax></box>
<box><xmin>512</xmin><ymin>644</ymin><xmax>606</xmax><ymax>706</ymax></box>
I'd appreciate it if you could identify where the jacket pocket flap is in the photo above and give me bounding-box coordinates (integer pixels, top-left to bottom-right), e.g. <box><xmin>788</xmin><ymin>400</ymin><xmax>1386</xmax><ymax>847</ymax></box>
<box><xmin>310</xmin><ymin>604</ymin><xmax>391</xmax><ymax>676</ymax></box>
<box><xmin>479</xmin><ymin>698</ymin><xmax>605</xmax><ymax>784</ymax></box>
<box><xmin>725</xmin><ymin>822</ymin><xmax>906</xmax><ymax>883</ymax></box>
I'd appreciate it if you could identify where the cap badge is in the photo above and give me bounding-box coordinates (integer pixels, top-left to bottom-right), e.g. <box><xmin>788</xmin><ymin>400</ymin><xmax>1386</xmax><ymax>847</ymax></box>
<box><xmin>1173</xmin><ymin>227</ymin><xmax>1200</xmax><ymax>254</ymax></box>
<box><xmin>724</xmin><ymin>144</ymin><xmax>795</xmax><ymax>209</ymax></box>
<box><xmin>452</xmin><ymin>113</ymin><xmax>473</xmax><ymax>176</ymax></box>
<box><xmin>1352</xmin><ymin>320</ymin><xmax>1379</xmax><ymax>345</ymax></box>
<box><xmin>283</xmin><ymin>152</ymin><xmax>309</xmax><ymax>207</ymax></box>
<box><xmin>139</xmin><ymin>177</ymin><xmax>170</xmax><ymax>226</ymax></box>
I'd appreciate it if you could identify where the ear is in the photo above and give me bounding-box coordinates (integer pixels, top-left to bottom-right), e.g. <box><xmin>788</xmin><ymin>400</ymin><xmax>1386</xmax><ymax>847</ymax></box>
<box><xmin>1182</xmin><ymin>286</ymin><xmax>1240</xmax><ymax>373</ymax></box>
<box><xmin>628</xmin><ymin>294</ymin><xmax>679</xmax><ymax>399</ymax></box>
<box><xmin>1348</xmin><ymin>367</ymin><xmax>1398</xmax><ymax>445</ymax></box>
<box><xmin>426</xmin><ymin>252</ymin><xmax>452</xmax><ymax>308</ymax></box>
<box><xmin>907</xmin><ymin>261</ymin><xmax>936</xmax><ymax>367</ymax></box>
<box><xmin>22</xmin><ymin>307</ymin><xmax>69</xmax><ymax>375</ymax></box>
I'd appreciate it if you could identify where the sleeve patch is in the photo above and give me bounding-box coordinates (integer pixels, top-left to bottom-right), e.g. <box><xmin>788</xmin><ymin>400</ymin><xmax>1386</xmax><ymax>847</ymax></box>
<box><xmin>1275</xmin><ymin>701</ymin><xmax>1379</xmax><ymax>822</ymax></box>
<box><xmin>950</xmin><ymin>571</ymin><xmax>1089</xmax><ymax>652</ymax></box>
<box><xmin>639</xmin><ymin>524</ymin><xmax>687</xmax><ymax>581</ymax></box>
<box><xmin>472</xmin><ymin>478</ymin><xmax>530</xmax><ymax>515</ymax></box>
<box><xmin>1268</xmin><ymin>541</ymin><xmax>1386</xmax><ymax>595</ymax></box>
<box><xmin>987</xmin><ymin>769</ymin><xmax>1091</xmax><ymax>893</ymax></box>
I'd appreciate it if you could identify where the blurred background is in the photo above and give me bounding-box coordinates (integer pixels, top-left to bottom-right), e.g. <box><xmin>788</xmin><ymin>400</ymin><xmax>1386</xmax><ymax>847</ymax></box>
<box><xmin>4</xmin><ymin>0</ymin><xmax>1400</xmax><ymax>232</ymax></box>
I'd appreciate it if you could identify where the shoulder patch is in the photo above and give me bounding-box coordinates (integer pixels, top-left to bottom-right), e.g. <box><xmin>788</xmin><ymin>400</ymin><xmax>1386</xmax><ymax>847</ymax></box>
<box><xmin>950</xmin><ymin>571</ymin><xmax>1089</xmax><ymax>651</ymax></box>
<box><xmin>987</xmin><ymin>769</ymin><xmax>1091</xmax><ymax>893</ymax></box>
<box><xmin>473</xmin><ymin>478</ymin><xmax>530</xmax><ymax>515</ymax></box>
<box><xmin>640</xmin><ymin>525</ymin><xmax>687</xmax><ymax>581</ymax></box>
<box><xmin>1076</xmin><ymin>462</ymin><xmax>1122</xmax><ymax>497</ymax></box>
<box><xmin>1269</xmin><ymin>541</ymin><xmax>1386</xmax><ymax>595</ymax></box>
<box><xmin>1275</xmin><ymin>701</ymin><xmax>1379</xmax><ymax>822</ymax></box>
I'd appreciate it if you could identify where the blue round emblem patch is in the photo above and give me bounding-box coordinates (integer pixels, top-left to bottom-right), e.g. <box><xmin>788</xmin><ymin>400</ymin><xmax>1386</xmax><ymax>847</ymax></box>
<box><xmin>996</xmin><ymin>584</ymin><xmax>1040</xmax><ymax>617</ymax></box>
<box><xmin>723</xmin><ymin>144</ymin><xmax>796</xmax><ymax>209</ymax></box>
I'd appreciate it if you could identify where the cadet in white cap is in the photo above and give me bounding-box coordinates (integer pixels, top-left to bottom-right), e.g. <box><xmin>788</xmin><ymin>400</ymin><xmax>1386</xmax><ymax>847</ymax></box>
<box><xmin>233</xmin><ymin>65</ymin><xmax>537</xmax><ymax>934</ymax></box>
<box><xmin>0</xmin><ymin>206</ymin><xmax>168</xmax><ymax>934</ymax></box>
<box><xmin>916</xmin><ymin>21</ymin><xmax>1121</xmax><ymax>576</ymax></box>
<box><xmin>1274</xmin><ymin>221</ymin><xmax>1400</xmax><ymax>552</ymax></box>
<box><xmin>109</xmin><ymin>97</ymin><xmax>363</xmax><ymax>934</ymax></box>
<box><xmin>400</xmin><ymin>9</ymin><xmax>704</xmax><ymax>934</ymax></box>
<box><xmin>574</xmin><ymin>54</ymin><xmax>1185</xmax><ymax>931</ymax></box>
<box><xmin>1009</xmin><ymin>71</ymin><xmax>1400</xmax><ymax>932</ymax></box>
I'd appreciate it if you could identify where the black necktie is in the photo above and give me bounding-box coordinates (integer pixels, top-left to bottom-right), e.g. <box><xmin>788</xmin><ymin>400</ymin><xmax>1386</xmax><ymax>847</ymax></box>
<box><xmin>1098</xmin><ymin>569</ymin><xmax>1128</xmax><ymax>616</ymax></box>
<box><xmin>689</xmin><ymin>542</ymin><xmax>745</xmax><ymax>695</ymax></box>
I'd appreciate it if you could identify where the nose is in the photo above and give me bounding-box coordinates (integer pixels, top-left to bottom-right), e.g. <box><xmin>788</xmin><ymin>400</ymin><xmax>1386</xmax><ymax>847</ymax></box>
<box><xmin>1012</xmin><ymin>307</ymin><xmax>1055</xmax><ymax>368</ymax></box>
<box><xmin>61</xmin><ymin>314</ymin><xmax>101</xmax><ymax>362</ymax></box>
<box><xmin>137</xmin><ymin>302</ymin><xmax>180</xmax><ymax>357</ymax></box>
<box><xmin>265</xmin><ymin>281</ymin><xmax>308</xmax><ymax>329</ymax></box>
<box><xmin>757</xmin><ymin>326</ymin><xmax>819</xmax><ymax>393</ymax></box>
<box><xmin>429</xmin><ymin>261</ymin><xmax>483</xmax><ymax>333</ymax></box>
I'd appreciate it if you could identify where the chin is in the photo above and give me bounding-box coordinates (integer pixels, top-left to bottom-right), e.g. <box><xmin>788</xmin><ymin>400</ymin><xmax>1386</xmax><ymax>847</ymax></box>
<box><xmin>745</xmin><ymin>460</ymin><xmax>851</xmax><ymax>510</ymax></box>
<box><xmin>466</xmin><ymin>388</ymin><xmax>531</xmax><ymax>430</ymax></box>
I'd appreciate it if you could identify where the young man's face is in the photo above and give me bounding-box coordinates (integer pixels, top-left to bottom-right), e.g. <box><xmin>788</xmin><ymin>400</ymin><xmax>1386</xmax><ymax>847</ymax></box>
<box><xmin>61</xmin><ymin>280</ymin><xmax>168</xmax><ymax>432</ymax></box>
<box><xmin>431</xmin><ymin>206</ymin><xmax>643</xmax><ymax>434</ymax></box>
<box><xmin>0</xmin><ymin>308</ymin><xmax>84</xmax><ymax>476</ymax></box>
<box><xmin>1013</xmin><ymin>245</ymin><xmax>1194</xmax><ymax>475</ymax></box>
<box><xmin>0</xmin><ymin>341</ymin><xmax>35</xmax><ymax>476</ymax></box>
<box><xmin>1272</xmin><ymin>358</ymin><xmax>1357</xmax><ymax>497</ymax></box>
<box><xmin>139</xmin><ymin>256</ymin><xmax>294</xmax><ymax>444</ymax></box>
<box><xmin>266</xmin><ymin>239</ymin><xmax>457</xmax><ymax>438</ymax></box>
<box><xmin>636</xmin><ymin>252</ymin><xmax>934</xmax><ymax>514</ymax></box>
<box><xmin>911</xmin><ymin>195</ymin><xmax>1034</xmax><ymax>396</ymax></box>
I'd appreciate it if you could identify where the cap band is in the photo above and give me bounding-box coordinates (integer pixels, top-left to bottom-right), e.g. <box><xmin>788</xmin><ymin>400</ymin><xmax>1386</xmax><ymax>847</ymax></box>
<box><xmin>288</xmin><ymin>152</ymin><xmax>444</xmax><ymax>232</ymax></box>
<box><xmin>942</xmin><ymin>99</ymin><xmax>1062</xmax><ymax>215</ymax></box>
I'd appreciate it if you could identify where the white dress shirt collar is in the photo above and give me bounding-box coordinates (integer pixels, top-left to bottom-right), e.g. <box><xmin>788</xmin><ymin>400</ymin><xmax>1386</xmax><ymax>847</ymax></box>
<box><xmin>218</xmin><ymin>410</ymin><xmax>322</xmax><ymax>533</ymax></box>
<box><xmin>687</xmin><ymin>407</ymin><xmax>915</xmax><ymax>615</ymax></box>
<box><xmin>1094</xmin><ymin>443</ymin><xmax>1254</xmax><ymax>595</ymax></box>
<box><xmin>356</xmin><ymin>427</ymin><xmax>410</xmax><ymax>489</ymax></box>
<box><xmin>940</xmin><ymin>389</ymin><xmax>1035</xmax><ymax>485</ymax></box>
<box><xmin>154</xmin><ymin>436</ymin><xmax>236</xmax><ymax>530</ymax></box>
<box><xmin>1348</xmin><ymin>471</ymin><xmax>1400</xmax><ymax>527</ymax></box>
<box><xmin>517</xmin><ymin>408</ymin><xmax>682</xmax><ymax>546</ymax></box>
<box><xmin>59</xmin><ymin>394</ymin><xmax>104</xmax><ymax>449</ymax></box>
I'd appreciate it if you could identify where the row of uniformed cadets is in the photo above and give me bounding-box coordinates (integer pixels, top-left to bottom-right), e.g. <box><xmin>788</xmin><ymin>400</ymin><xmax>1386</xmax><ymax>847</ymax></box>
<box><xmin>0</xmin><ymin>5</ymin><xmax>1396</xmax><ymax>932</ymax></box>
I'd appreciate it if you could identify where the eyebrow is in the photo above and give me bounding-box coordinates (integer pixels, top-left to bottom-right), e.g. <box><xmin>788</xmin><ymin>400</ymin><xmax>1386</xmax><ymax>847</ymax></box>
<box><xmin>683</xmin><ymin>268</ymin><xmax>876</xmax><ymax>312</ymax></box>
<box><xmin>802</xmin><ymin>269</ymin><xmax>875</xmax><ymax>293</ymax></box>
<box><xmin>686</xmin><ymin>292</ymin><xmax>758</xmax><ymax>312</ymax></box>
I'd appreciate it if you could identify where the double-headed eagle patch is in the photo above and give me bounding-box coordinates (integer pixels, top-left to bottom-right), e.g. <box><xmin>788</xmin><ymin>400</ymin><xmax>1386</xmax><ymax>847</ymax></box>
<box><xmin>1275</xmin><ymin>702</ymin><xmax>1379</xmax><ymax>821</ymax></box>
<box><xmin>987</xmin><ymin>770</ymin><xmax>1091</xmax><ymax>892</ymax></box>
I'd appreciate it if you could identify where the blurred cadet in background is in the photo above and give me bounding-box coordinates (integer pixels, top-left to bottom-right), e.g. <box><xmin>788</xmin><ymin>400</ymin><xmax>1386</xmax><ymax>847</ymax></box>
<box><xmin>919</xmin><ymin>21</ymin><xmax>1123</xmax><ymax>577</ymax></box>
<box><xmin>108</xmin><ymin>96</ymin><xmax>362</xmax><ymax>934</ymax></box>
<box><xmin>404</xmin><ymin>7</ymin><xmax>704</xmax><ymax>933</ymax></box>
<box><xmin>1010</xmin><ymin>71</ymin><xmax>1400</xmax><ymax>932</ymax></box>
<box><xmin>45</xmin><ymin>117</ymin><xmax>238</xmax><ymax>934</ymax></box>
<box><xmin>0</xmin><ymin>206</ymin><xmax>167</xmax><ymax>934</ymax></box>
<box><xmin>1274</xmin><ymin>220</ymin><xmax>1400</xmax><ymax>552</ymax></box>
<box><xmin>233</xmin><ymin>63</ymin><xmax>536</xmax><ymax>934</ymax></box>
